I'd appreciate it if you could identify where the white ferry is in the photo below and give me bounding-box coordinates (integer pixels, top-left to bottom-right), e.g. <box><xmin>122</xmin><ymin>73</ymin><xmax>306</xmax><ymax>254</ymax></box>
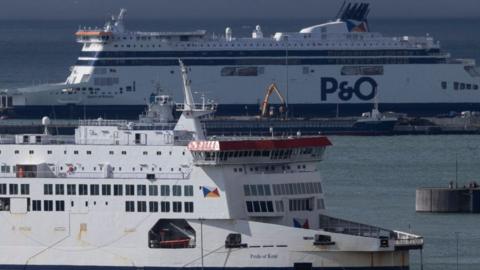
<box><xmin>2</xmin><ymin>3</ymin><xmax>480</xmax><ymax>119</ymax></box>
<box><xmin>0</xmin><ymin>61</ymin><xmax>423</xmax><ymax>269</ymax></box>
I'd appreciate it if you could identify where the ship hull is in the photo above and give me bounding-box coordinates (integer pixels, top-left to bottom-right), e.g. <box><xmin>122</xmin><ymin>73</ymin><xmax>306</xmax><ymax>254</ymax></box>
<box><xmin>2</xmin><ymin>102</ymin><xmax>480</xmax><ymax>119</ymax></box>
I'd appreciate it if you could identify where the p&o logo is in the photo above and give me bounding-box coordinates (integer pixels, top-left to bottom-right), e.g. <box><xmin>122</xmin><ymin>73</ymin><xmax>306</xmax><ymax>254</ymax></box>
<box><xmin>321</xmin><ymin>77</ymin><xmax>377</xmax><ymax>101</ymax></box>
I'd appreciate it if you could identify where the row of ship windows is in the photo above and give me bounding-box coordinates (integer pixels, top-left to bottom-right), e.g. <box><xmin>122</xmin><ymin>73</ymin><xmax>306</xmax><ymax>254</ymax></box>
<box><xmin>111</xmin><ymin>41</ymin><xmax>407</xmax><ymax>49</ymax></box>
<box><xmin>125</xmin><ymin>201</ymin><xmax>193</xmax><ymax>213</ymax></box>
<box><xmin>0</xmin><ymin>183</ymin><xmax>195</xmax><ymax>197</ymax></box>
<box><xmin>5</xmin><ymin>165</ymin><xmax>186</xmax><ymax>177</ymax></box>
<box><xmin>441</xmin><ymin>81</ymin><xmax>479</xmax><ymax>90</ymax></box>
<box><xmin>233</xmin><ymin>164</ymin><xmax>307</xmax><ymax>174</ymax></box>
<box><xmin>0</xmin><ymin>183</ymin><xmax>29</xmax><ymax>195</ymax></box>
<box><xmin>42</xmin><ymin>184</ymin><xmax>194</xmax><ymax>197</ymax></box>
<box><xmin>272</xmin><ymin>182</ymin><xmax>323</xmax><ymax>196</ymax></box>
<box><xmin>10</xmin><ymin>148</ymin><xmax>182</xmax><ymax>156</ymax></box>
<box><xmin>29</xmin><ymin>200</ymin><xmax>194</xmax><ymax>213</ymax></box>
<box><xmin>246</xmin><ymin>198</ymin><xmax>325</xmax><ymax>213</ymax></box>
<box><xmin>244</xmin><ymin>182</ymin><xmax>323</xmax><ymax>197</ymax></box>
<box><xmin>199</xmin><ymin>148</ymin><xmax>321</xmax><ymax>162</ymax></box>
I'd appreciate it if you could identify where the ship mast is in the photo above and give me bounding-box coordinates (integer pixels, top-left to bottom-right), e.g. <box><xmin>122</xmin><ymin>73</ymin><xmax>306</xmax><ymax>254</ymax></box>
<box><xmin>174</xmin><ymin>60</ymin><xmax>214</xmax><ymax>140</ymax></box>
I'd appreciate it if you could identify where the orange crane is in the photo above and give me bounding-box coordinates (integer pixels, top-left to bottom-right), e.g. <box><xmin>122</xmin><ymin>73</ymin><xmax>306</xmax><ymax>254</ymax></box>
<box><xmin>259</xmin><ymin>83</ymin><xmax>287</xmax><ymax>118</ymax></box>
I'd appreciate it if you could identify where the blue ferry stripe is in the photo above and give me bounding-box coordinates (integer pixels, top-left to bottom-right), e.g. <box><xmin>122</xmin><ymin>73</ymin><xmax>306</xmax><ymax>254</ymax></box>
<box><xmin>75</xmin><ymin>57</ymin><xmax>445</xmax><ymax>66</ymax></box>
<box><xmin>6</xmin><ymin>103</ymin><xmax>480</xmax><ymax>119</ymax></box>
<box><xmin>78</xmin><ymin>49</ymin><xmax>440</xmax><ymax>58</ymax></box>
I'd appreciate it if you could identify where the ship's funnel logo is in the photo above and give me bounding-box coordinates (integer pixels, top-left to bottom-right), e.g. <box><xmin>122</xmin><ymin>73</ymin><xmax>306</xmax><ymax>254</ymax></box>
<box><xmin>202</xmin><ymin>186</ymin><xmax>220</xmax><ymax>198</ymax></box>
<box><xmin>293</xmin><ymin>218</ymin><xmax>310</xmax><ymax>229</ymax></box>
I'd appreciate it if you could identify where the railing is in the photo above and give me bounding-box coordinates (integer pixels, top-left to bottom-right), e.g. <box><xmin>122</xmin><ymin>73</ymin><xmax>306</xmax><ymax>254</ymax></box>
<box><xmin>176</xmin><ymin>103</ymin><xmax>217</xmax><ymax>112</ymax></box>
<box><xmin>319</xmin><ymin>214</ymin><xmax>392</xmax><ymax>238</ymax></box>
<box><xmin>79</xmin><ymin>119</ymin><xmax>128</xmax><ymax>126</ymax></box>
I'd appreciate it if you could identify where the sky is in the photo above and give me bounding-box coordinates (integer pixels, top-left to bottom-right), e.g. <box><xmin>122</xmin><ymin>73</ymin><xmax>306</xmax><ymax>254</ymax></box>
<box><xmin>0</xmin><ymin>0</ymin><xmax>479</xmax><ymax>20</ymax></box>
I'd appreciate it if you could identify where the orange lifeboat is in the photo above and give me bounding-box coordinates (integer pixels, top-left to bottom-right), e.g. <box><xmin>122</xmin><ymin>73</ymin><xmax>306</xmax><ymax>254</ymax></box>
<box><xmin>158</xmin><ymin>239</ymin><xmax>190</xmax><ymax>249</ymax></box>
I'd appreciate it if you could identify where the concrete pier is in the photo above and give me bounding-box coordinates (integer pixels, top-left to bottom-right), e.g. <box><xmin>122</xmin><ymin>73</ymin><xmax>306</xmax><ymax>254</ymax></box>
<box><xmin>416</xmin><ymin>187</ymin><xmax>480</xmax><ymax>213</ymax></box>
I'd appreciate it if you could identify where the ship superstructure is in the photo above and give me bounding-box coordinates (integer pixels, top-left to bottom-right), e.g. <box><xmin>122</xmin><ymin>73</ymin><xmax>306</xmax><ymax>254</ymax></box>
<box><xmin>2</xmin><ymin>3</ymin><xmax>480</xmax><ymax>118</ymax></box>
<box><xmin>0</xmin><ymin>61</ymin><xmax>423</xmax><ymax>269</ymax></box>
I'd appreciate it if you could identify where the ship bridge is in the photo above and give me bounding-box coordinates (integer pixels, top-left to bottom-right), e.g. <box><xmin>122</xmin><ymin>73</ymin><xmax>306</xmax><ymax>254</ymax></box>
<box><xmin>188</xmin><ymin>136</ymin><xmax>332</xmax><ymax>165</ymax></box>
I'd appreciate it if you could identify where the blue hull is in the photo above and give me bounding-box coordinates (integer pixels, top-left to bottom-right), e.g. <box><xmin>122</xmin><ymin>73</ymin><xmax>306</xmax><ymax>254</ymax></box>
<box><xmin>2</xmin><ymin>103</ymin><xmax>480</xmax><ymax>119</ymax></box>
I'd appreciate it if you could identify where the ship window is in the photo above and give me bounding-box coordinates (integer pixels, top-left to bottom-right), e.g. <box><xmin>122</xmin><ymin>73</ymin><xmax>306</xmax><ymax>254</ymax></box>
<box><xmin>0</xmin><ymin>184</ymin><xmax>6</xmax><ymax>194</ymax></box>
<box><xmin>253</xmin><ymin>201</ymin><xmax>260</xmax><ymax>212</ymax></box>
<box><xmin>14</xmin><ymin>150</ymin><xmax>19</xmax><ymax>154</ymax></box>
<box><xmin>126</xmin><ymin>185</ymin><xmax>135</xmax><ymax>196</ymax></box>
<box><xmin>55</xmin><ymin>200</ymin><xmax>65</xmax><ymax>211</ymax></box>
<box><xmin>137</xmin><ymin>201</ymin><xmax>147</xmax><ymax>212</ymax></box>
<box><xmin>317</xmin><ymin>198</ymin><xmax>325</xmax><ymax>209</ymax></box>
<box><xmin>32</xmin><ymin>200</ymin><xmax>41</xmax><ymax>211</ymax></box>
<box><xmin>125</xmin><ymin>201</ymin><xmax>135</xmax><ymax>212</ymax></box>
<box><xmin>257</xmin><ymin>185</ymin><xmax>265</xmax><ymax>196</ymax></box>
<box><xmin>9</xmin><ymin>184</ymin><xmax>18</xmax><ymax>195</ymax></box>
<box><xmin>90</xmin><ymin>184</ymin><xmax>99</xmax><ymax>195</ymax></box>
<box><xmin>149</xmin><ymin>201</ymin><xmax>159</xmax><ymax>212</ymax></box>
<box><xmin>184</xmin><ymin>202</ymin><xmax>194</xmax><ymax>213</ymax></box>
<box><xmin>137</xmin><ymin>185</ymin><xmax>147</xmax><ymax>196</ymax></box>
<box><xmin>143</xmin><ymin>151</ymin><xmax>148</xmax><ymax>155</ymax></box>
<box><xmin>475</xmin><ymin>85</ymin><xmax>479</xmax><ymax>90</ymax></box>
<box><xmin>184</xmin><ymin>185</ymin><xmax>193</xmax><ymax>196</ymax></box>
<box><xmin>160</xmin><ymin>201</ymin><xmax>170</xmax><ymax>212</ymax></box>
<box><xmin>289</xmin><ymin>198</ymin><xmax>314</xmax><ymax>211</ymax></box>
<box><xmin>275</xmin><ymin>200</ymin><xmax>284</xmax><ymax>212</ymax></box>
<box><xmin>454</xmin><ymin>82</ymin><xmax>459</xmax><ymax>90</ymax></box>
<box><xmin>55</xmin><ymin>184</ymin><xmax>64</xmax><ymax>195</ymax></box>
<box><xmin>29</xmin><ymin>150</ymin><xmax>34</xmax><ymax>155</ymax></box>
<box><xmin>264</xmin><ymin>185</ymin><xmax>271</xmax><ymax>196</ymax></box>
<box><xmin>44</xmin><ymin>184</ymin><xmax>53</xmax><ymax>195</ymax></box>
<box><xmin>243</xmin><ymin>185</ymin><xmax>250</xmax><ymax>196</ymax></box>
<box><xmin>161</xmin><ymin>185</ymin><xmax>170</xmax><ymax>196</ymax></box>
<box><xmin>44</xmin><ymin>200</ymin><xmax>53</xmax><ymax>211</ymax></box>
<box><xmin>79</xmin><ymin>184</ymin><xmax>88</xmax><ymax>195</ymax></box>
<box><xmin>172</xmin><ymin>185</ymin><xmax>182</xmax><ymax>196</ymax></box>
<box><xmin>467</xmin><ymin>84</ymin><xmax>472</xmax><ymax>90</ymax></box>
<box><xmin>173</xmin><ymin>201</ymin><xmax>182</xmax><ymax>212</ymax></box>
<box><xmin>86</xmin><ymin>151</ymin><xmax>92</xmax><ymax>155</ymax></box>
<box><xmin>47</xmin><ymin>150</ymin><xmax>52</xmax><ymax>154</ymax></box>
<box><xmin>67</xmin><ymin>184</ymin><xmax>76</xmax><ymax>195</ymax></box>
<box><xmin>1</xmin><ymin>165</ymin><xmax>10</xmax><ymax>173</ymax></box>
<box><xmin>246</xmin><ymin>201</ymin><xmax>253</xmax><ymax>212</ymax></box>
<box><xmin>102</xmin><ymin>184</ymin><xmax>111</xmax><ymax>196</ymax></box>
<box><xmin>156</xmin><ymin>151</ymin><xmax>162</xmax><ymax>155</ymax></box>
<box><xmin>221</xmin><ymin>67</ymin><xmax>259</xmax><ymax>76</ymax></box>
<box><xmin>109</xmin><ymin>151</ymin><xmax>114</xmax><ymax>155</ymax></box>
<box><xmin>441</xmin><ymin>81</ymin><xmax>447</xmax><ymax>89</ymax></box>
<box><xmin>114</xmin><ymin>184</ymin><xmax>123</xmax><ymax>196</ymax></box>
<box><xmin>460</xmin><ymin>83</ymin><xmax>466</xmax><ymax>90</ymax></box>
<box><xmin>149</xmin><ymin>185</ymin><xmax>158</xmax><ymax>196</ymax></box>
<box><xmin>249</xmin><ymin>185</ymin><xmax>257</xmax><ymax>196</ymax></box>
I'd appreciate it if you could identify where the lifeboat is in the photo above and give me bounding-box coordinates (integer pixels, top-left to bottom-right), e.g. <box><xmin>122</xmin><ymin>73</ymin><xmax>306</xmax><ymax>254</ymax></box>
<box><xmin>158</xmin><ymin>239</ymin><xmax>190</xmax><ymax>249</ymax></box>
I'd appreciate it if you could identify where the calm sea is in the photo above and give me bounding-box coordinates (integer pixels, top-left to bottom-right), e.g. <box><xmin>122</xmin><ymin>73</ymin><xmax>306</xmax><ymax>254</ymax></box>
<box><xmin>1</xmin><ymin>18</ymin><xmax>480</xmax><ymax>269</ymax></box>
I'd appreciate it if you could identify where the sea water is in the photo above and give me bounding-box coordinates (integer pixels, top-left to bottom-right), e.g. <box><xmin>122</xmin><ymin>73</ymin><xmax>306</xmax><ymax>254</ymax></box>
<box><xmin>1</xmin><ymin>18</ymin><xmax>480</xmax><ymax>269</ymax></box>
